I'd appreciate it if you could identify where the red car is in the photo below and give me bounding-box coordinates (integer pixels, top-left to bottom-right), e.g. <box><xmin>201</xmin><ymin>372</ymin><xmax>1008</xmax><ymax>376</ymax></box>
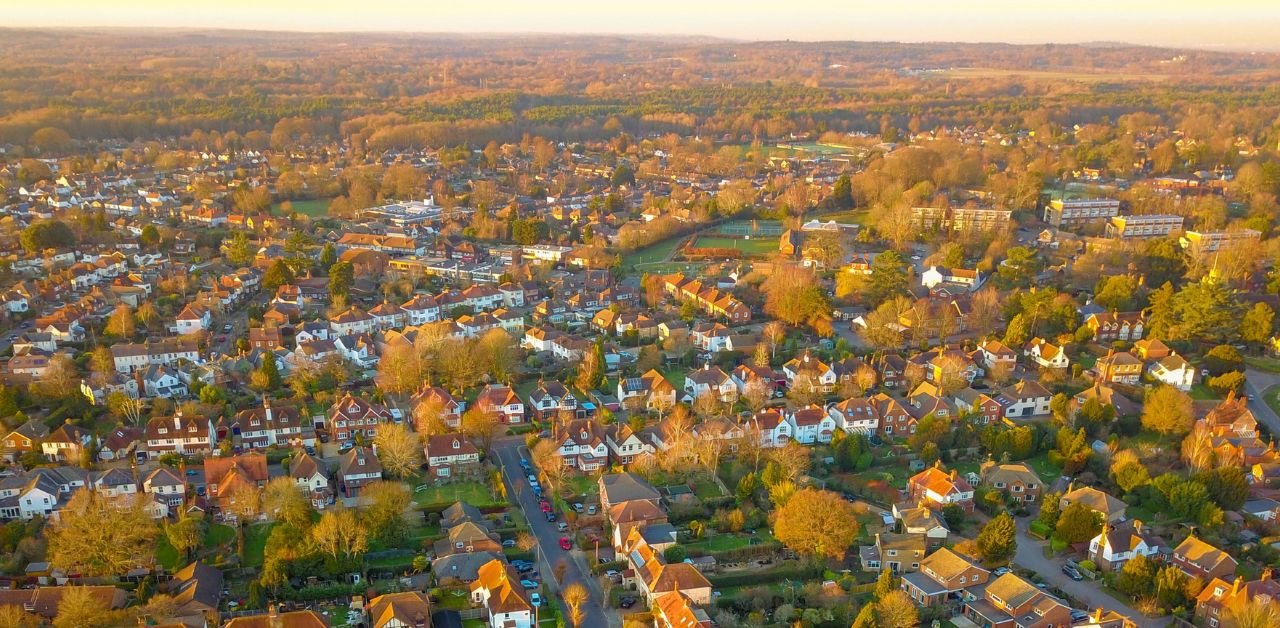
<box><xmin>559</xmin><ymin>537</ymin><xmax>572</xmax><ymax>551</ymax></box>
<box><xmin>539</xmin><ymin>501</ymin><xmax>552</xmax><ymax>513</ymax></box>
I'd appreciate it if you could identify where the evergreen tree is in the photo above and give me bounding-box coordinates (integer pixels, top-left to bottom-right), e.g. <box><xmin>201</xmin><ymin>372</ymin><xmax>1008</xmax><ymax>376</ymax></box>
<box><xmin>329</xmin><ymin>261</ymin><xmax>354</xmax><ymax>302</ymax></box>
<box><xmin>1144</xmin><ymin>281</ymin><xmax>1177</xmax><ymax>339</ymax></box>
<box><xmin>262</xmin><ymin>259</ymin><xmax>295</xmax><ymax>292</ymax></box>
<box><xmin>975</xmin><ymin>512</ymin><xmax>1017</xmax><ymax>565</ymax></box>
<box><xmin>258</xmin><ymin>352</ymin><xmax>282</xmax><ymax>391</ymax></box>
<box><xmin>319</xmin><ymin>242</ymin><xmax>337</xmax><ymax>271</ymax></box>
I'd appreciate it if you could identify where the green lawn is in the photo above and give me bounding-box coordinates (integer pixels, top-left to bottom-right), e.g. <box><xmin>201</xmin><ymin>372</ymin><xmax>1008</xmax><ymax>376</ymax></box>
<box><xmin>273</xmin><ymin>198</ymin><xmax>332</xmax><ymax>217</ymax></box>
<box><xmin>1189</xmin><ymin>383</ymin><xmax>1219</xmax><ymax>401</ymax></box>
<box><xmin>156</xmin><ymin>538</ymin><xmax>183</xmax><ymax>570</ymax></box>
<box><xmin>1264</xmin><ymin>386</ymin><xmax>1280</xmax><ymax>421</ymax></box>
<box><xmin>205</xmin><ymin>523</ymin><xmax>236</xmax><ymax>548</ymax></box>
<box><xmin>1246</xmin><ymin>356</ymin><xmax>1280</xmax><ymax>373</ymax></box>
<box><xmin>1025</xmin><ymin>454</ymin><xmax>1063</xmax><ymax>483</ymax></box>
<box><xmin>690</xmin><ymin>235</ymin><xmax>776</xmax><ymax>255</ymax></box>
<box><xmin>413</xmin><ymin>480</ymin><xmax>502</xmax><ymax>508</ymax></box>
<box><xmin>242</xmin><ymin>523</ymin><xmax>274</xmax><ymax>569</ymax></box>
<box><xmin>560</xmin><ymin>475</ymin><xmax>598</xmax><ymax>498</ymax></box>
<box><xmin>622</xmin><ymin>234</ymin><xmax>685</xmax><ymax>269</ymax></box>
<box><xmin>690</xmin><ymin>475</ymin><xmax>725</xmax><ymax>500</ymax></box>
<box><xmin>685</xmin><ymin>530</ymin><xmax>772</xmax><ymax>552</ymax></box>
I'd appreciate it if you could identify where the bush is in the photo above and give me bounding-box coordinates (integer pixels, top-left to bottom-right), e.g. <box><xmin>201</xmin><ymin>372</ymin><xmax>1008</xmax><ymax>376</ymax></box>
<box><xmin>1079</xmin><ymin>559</ymin><xmax>1097</xmax><ymax>572</ymax></box>
<box><xmin>1029</xmin><ymin>521</ymin><xmax>1051</xmax><ymax>539</ymax></box>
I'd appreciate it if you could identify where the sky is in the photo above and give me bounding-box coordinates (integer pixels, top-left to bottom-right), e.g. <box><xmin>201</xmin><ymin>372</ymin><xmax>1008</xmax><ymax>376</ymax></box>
<box><xmin>10</xmin><ymin>1</ymin><xmax>1280</xmax><ymax>50</ymax></box>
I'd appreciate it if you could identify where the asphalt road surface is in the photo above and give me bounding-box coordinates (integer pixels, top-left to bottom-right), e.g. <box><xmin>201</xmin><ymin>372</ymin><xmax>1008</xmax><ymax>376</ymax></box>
<box><xmin>492</xmin><ymin>439</ymin><xmax>616</xmax><ymax>628</ymax></box>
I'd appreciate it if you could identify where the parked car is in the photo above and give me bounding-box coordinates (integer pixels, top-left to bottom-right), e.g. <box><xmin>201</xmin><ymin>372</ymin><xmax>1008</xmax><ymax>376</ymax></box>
<box><xmin>619</xmin><ymin>596</ymin><xmax>636</xmax><ymax>609</ymax></box>
<box><xmin>530</xmin><ymin>593</ymin><xmax>542</xmax><ymax>607</ymax></box>
<box><xmin>586</xmin><ymin>505</ymin><xmax>597</xmax><ymax>515</ymax></box>
<box><xmin>1070</xmin><ymin>610</ymin><xmax>1089</xmax><ymax>623</ymax></box>
<box><xmin>572</xmin><ymin>503</ymin><xmax>584</xmax><ymax>513</ymax></box>
<box><xmin>545</xmin><ymin>512</ymin><xmax>557</xmax><ymax>523</ymax></box>
<box><xmin>520</xmin><ymin>579</ymin><xmax>539</xmax><ymax>589</ymax></box>
<box><xmin>222</xmin><ymin>324</ymin><xmax>233</xmax><ymax>333</ymax></box>
<box><xmin>993</xmin><ymin>567</ymin><xmax>1011</xmax><ymax>576</ymax></box>
<box><xmin>502</xmin><ymin>539</ymin><xmax>517</xmax><ymax>548</ymax></box>
<box><xmin>527</xmin><ymin>474</ymin><xmax>538</xmax><ymax>483</ymax></box>
<box><xmin>559</xmin><ymin>537</ymin><xmax>572</xmax><ymax>550</ymax></box>
<box><xmin>539</xmin><ymin>501</ymin><xmax>552</xmax><ymax>513</ymax></box>
<box><xmin>1062</xmin><ymin>565</ymin><xmax>1083</xmax><ymax>581</ymax></box>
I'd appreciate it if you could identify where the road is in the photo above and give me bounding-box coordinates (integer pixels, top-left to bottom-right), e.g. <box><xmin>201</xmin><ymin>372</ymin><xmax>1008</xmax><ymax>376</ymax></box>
<box><xmin>1244</xmin><ymin>369</ymin><xmax>1280</xmax><ymax>436</ymax></box>
<box><xmin>491</xmin><ymin>439</ymin><xmax>616</xmax><ymax>628</ymax></box>
<box><xmin>1012</xmin><ymin>520</ymin><xmax>1168</xmax><ymax>626</ymax></box>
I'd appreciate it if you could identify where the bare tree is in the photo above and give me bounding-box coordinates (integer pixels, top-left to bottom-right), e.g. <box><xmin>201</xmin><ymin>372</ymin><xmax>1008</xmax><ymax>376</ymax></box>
<box><xmin>563</xmin><ymin>582</ymin><xmax>590</xmax><ymax>628</ymax></box>
<box><xmin>763</xmin><ymin>321</ymin><xmax>787</xmax><ymax>362</ymax></box>
<box><xmin>373</xmin><ymin>422</ymin><xmax>424</xmax><ymax>479</ymax></box>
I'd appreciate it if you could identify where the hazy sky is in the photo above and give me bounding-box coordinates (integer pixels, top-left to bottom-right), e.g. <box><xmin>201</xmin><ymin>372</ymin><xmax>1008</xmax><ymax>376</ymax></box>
<box><xmin>11</xmin><ymin>1</ymin><xmax>1280</xmax><ymax>50</ymax></box>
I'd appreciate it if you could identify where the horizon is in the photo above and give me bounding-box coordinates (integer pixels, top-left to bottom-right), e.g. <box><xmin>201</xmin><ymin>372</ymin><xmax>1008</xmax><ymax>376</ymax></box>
<box><xmin>8</xmin><ymin>1</ymin><xmax>1280</xmax><ymax>52</ymax></box>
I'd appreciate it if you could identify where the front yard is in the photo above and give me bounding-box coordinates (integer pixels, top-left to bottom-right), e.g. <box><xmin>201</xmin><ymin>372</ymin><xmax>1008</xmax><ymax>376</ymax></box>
<box><xmin>413</xmin><ymin>480</ymin><xmax>503</xmax><ymax>509</ymax></box>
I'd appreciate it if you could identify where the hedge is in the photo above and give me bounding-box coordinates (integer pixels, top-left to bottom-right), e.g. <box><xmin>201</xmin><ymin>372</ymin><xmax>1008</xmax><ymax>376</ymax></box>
<box><xmin>708</xmin><ymin>563</ymin><xmax>823</xmax><ymax>588</ymax></box>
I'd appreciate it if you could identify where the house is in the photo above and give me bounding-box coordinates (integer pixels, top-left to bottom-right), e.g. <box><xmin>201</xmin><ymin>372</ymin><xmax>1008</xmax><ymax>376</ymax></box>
<box><xmin>604</xmin><ymin>423</ymin><xmax>652</xmax><ymax>466</ymax></box>
<box><xmin>165</xmin><ymin>560</ymin><xmax>223</xmax><ymax>622</ymax></box>
<box><xmin>40</xmin><ymin>423</ymin><xmax>91</xmax><ymax>463</ymax></box>
<box><xmin>424</xmin><ymin>434</ymin><xmax>482</xmax><ymax>479</ymax></box>
<box><xmin>627</xmin><ymin>536</ymin><xmax>714</xmax><ymax>606</ymax></box>
<box><xmin>901</xmin><ymin>547</ymin><xmax>990</xmax><ymax>607</ymax></box>
<box><xmin>528</xmin><ymin>380</ymin><xmax>579</xmax><ymax>419</ymax></box>
<box><xmin>1199</xmin><ymin>392</ymin><xmax>1258</xmax><ymax>439</ymax></box>
<box><xmin>337</xmin><ymin>446</ymin><xmax>383</xmax><ymax>497</ymax></box>
<box><xmin>204</xmin><ymin>454</ymin><xmax>269</xmax><ymax>522</ymax></box>
<box><xmin>435</xmin><ymin>520</ymin><xmax>502</xmax><ymax>557</ymax></box>
<box><xmin>977</xmin><ymin>339</ymin><xmax>1017</xmax><ymax>373</ymax></box>
<box><xmin>859</xmin><ymin>532</ymin><xmax>926</xmax><ymax>573</ymax></box>
<box><xmin>327</xmin><ymin>392</ymin><xmax>394</xmax><ymax>448</ymax></box>
<box><xmin>433</xmin><ymin>551</ymin><xmax>503</xmax><ymax>585</ymax></box>
<box><xmin>1024</xmin><ymin>337</ymin><xmax>1068</xmax><ymax>369</ymax></box>
<box><xmin>962</xmin><ymin>573</ymin><xmax>1072</xmax><ymax>628</ymax></box>
<box><xmin>608</xmin><ymin>499</ymin><xmax>669</xmax><ymax>551</ymax></box>
<box><xmin>683</xmin><ymin>364</ymin><xmax>736</xmax><ymax>403</ymax></box>
<box><xmin>1089</xmin><ymin>520</ymin><xmax>1162</xmax><ymax>572</ymax></box>
<box><xmin>953</xmin><ymin>388</ymin><xmax>1004</xmax><ymax>425</ymax></box>
<box><xmin>1094</xmin><ymin>351</ymin><xmax>1143</xmax><ymax>386</ymax></box>
<box><xmin>224</xmin><ymin>607</ymin><xmax>328</xmax><ymax>628</ymax></box>
<box><xmin>978</xmin><ymin>460</ymin><xmax>1043</xmax><ymax>504</ymax></box>
<box><xmin>365</xmin><ymin>591</ymin><xmax>433</xmax><ymax>628</ymax></box>
<box><xmin>1061</xmin><ymin>485</ymin><xmax>1127</xmax><ymax>523</ymax></box>
<box><xmin>1195</xmin><ymin>573</ymin><xmax>1280</xmax><ymax>628</ymax></box>
<box><xmin>474</xmin><ymin>384</ymin><xmax>525</xmax><ymax>424</ymax></box>
<box><xmin>143</xmin><ymin>466</ymin><xmax>186</xmax><ymax>508</ymax></box>
<box><xmin>997</xmin><ymin>380</ymin><xmax>1052</xmax><ymax>419</ymax></box>
<box><xmin>1171</xmin><ymin>535</ymin><xmax>1238</xmax><ymax>582</ymax></box>
<box><xmin>98</xmin><ymin>425</ymin><xmax>142</xmax><ymax>462</ymax></box>
<box><xmin>828</xmin><ymin>398</ymin><xmax>880</xmax><ymax>435</ymax></box>
<box><xmin>908</xmin><ymin>463</ymin><xmax>975</xmax><ymax>512</ymax></box>
<box><xmin>554</xmin><ymin>419</ymin><xmax>609</xmax><ymax>472</ymax></box>
<box><xmin>1073</xmin><ymin>384</ymin><xmax>1142</xmax><ymax>419</ymax></box>
<box><xmin>920</xmin><ymin>266</ymin><xmax>986</xmax><ymax>292</ymax></box>
<box><xmin>1</xmin><ymin>420</ymin><xmax>49</xmax><ymax>463</ymax></box>
<box><xmin>788</xmin><ymin>404</ymin><xmax>836</xmax><ymax>444</ymax></box>
<box><xmin>142</xmin><ymin>364</ymin><xmax>188</xmax><ymax>399</ymax></box>
<box><xmin>1085</xmin><ymin>312</ymin><xmax>1145</xmax><ymax>342</ymax></box>
<box><xmin>1148</xmin><ymin>353</ymin><xmax>1196</xmax><ymax>391</ymax></box>
<box><xmin>410</xmin><ymin>385</ymin><xmax>464</xmax><ymax>430</ymax></box>
<box><xmin>471</xmin><ymin>558</ymin><xmax>533</xmax><ymax>628</ymax></box>
<box><xmin>173</xmin><ymin>304</ymin><xmax>212</xmax><ymax>335</ymax></box>
<box><xmin>289</xmin><ymin>450</ymin><xmax>332</xmax><ymax>509</ymax></box>
<box><xmin>599</xmin><ymin>472</ymin><xmax>660</xmax><ymax>511</ymax></box>
<box><xmin>653</xmin><ymin>591</ymin><xmax>712</xmax><ymax>628</ymax></box>
<box><xmin>616</xmin><ymin>369</ymin><xmax>677</xmax><ymax>412</ymax></box>
<box><xmin>144</xmin><ymin>409</ymin><xmax>215</xmax><ymax>458</ymax></box>
<box><xmin>893</xmin><ymin>504</ymin><xmax>950</xmax><ymax>550</ymax></box>
<box><xmin>781</xmin><ymin>350</ymin><xmax>837</xmax><ymax>391</ymax></box>
<box><xmin>231</xmin><ymin>397</ymin><xmax>313</xmax><ymax>449</ymax></box>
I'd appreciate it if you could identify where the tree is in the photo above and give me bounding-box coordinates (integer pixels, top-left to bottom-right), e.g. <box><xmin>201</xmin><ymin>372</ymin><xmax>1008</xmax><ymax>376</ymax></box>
<box><xmin>319</xmin><ymin>242</ymin><xmax>338</xmax><ymax>270</ymax></box>
<box><xmin>563</xmin><ymin>582</ymin><xmax>589</xmax><ymax>628</ymax></box>
<box><xmin>255</xmin><ymin>352</ymin><xmax>282</xmax><ymax>391</ymax></box>
<box><xmin>873</xmin><ymin>590</ymin><xmax>919</xmax><ymax>628</ymax></box>
<box><xmin>865</xmin><ymin>250</ymin><xmax>909</xmax><ymax>305</ymax></box>
<box><xmin>225</xmin><ymin>231</ymin><xmax>255</xmax><ymax>267</ymax></box>
<box><xmin>34</xmin><ymin>355</ymin><xmax>79</xmax><ymax>400</ymax></box>
<box><xmin>772</xmin><ymin>488</ymin><xmax>859</xmax><ymax>560</ymax></box>
<box><xmin>1207</xmin><ymin>371</ymin><xmax>1246</xmax><ymax>396</ymax></box>
<box><xmin>1141</xmin><ymin>385</ymin><xmax>1194</xmax><ymax>435</ymax></box>
<box><xmin>52</xmin><ymin>587</ymin><xmax>115</xmax><ymax>628</ymax></box>
<box><xmin>1145</xmin><ymin>281</ymin><xmax>1177</xmax><ymax>339</ymax></box>
<box><xmin>362</xmin><ymin>481</ymin><xmax>412</xmax><ymax>545</ymax></box>
<box><xmin>376</xmin><ymin>342</ymin><xmax>422</xmax><ymax>396</ymax></box>
<box><xmin>1003</xmin><ymin>313</ymin><xmax>1031</xmax><ymax>347</ymax></box>
<box><xmin>1241</xmin><ymin>302</ymin><xmax>1275</xmax><ymax>346</ymax></box>
<box><xmin>1109</xmin><ymin>450</ymin><xmax>1151</xmax><ymax>493</ymax></box>
<box><xmin>107</xmin><ymin>392</ymin><xmax>146</xmax><ymax>426</ymax></box>
<box><xmin>975</xmin><ymin>512</ymin><xmax>1017</xmax><ymax>565</ymax></box>
<box><xmin>164</xmin><ymin>512</ymin><xmax>206</xmax><ymax>561</ymax></box>
<box><xmin>373</xmin><ymin>422</ymin><xmax>423</xmax><ymax>478</ymax></box>
<box><xmin>310</xmin><ymin>508</ymin><xmax>368</xmax><ymax>565</ymax></box>
<box><xmin>1154</xmin><ymin>564</ymin><xmax>1190</xmax><ymax>609</ymax></box>
<box><xmin>1198</xmin><ymin>467</ymin><xmax>1250</xmax><ymax>511</ymax></box>
<box><xmin>262</xmin><ymin>477</ymin><xmax>313</xmax><ymax>529</ymax></box>
<box><xmin>47</xmin><ymin>490</ymin><xmax>155</xmax><ymax>576</ymax></box>
<box><xmin>20</xmin><ymin>220</ymin><xmax>76</xmax><ymax>253</ymax></box>
<box><xmin>30</xmin><ymin>126</ymin><xmax>72</xmax><ymax>153</ymax></box>
<box><xmin>995</xmin><ymin>247</ymin><xmax>1043</xmax><ymax>289</ymax></box>
<box><xmin>104</xmin><ymin>304</ymin><xmax>136</xmax><ymax>338</ymax></box>
<box><xmin>575</xmin><ymin>341</ymin><xmax>606</xmax><ymax>392</ymax></box>
<box><xmin>770</xmin><ymin>442</ymin><xmax>811</xmax><ymax>483</ymax></box>
<box><xmin>530</xmin><ymin>438</ymin><xmax>567</xmax><ymax>493</ymax></box>
<box><xmin>1172</xmin><ymin>274</ymin><xmax>1243</xmax><ymax>343</ymax></box>
<box><xmin>874</xmin><ymin>568</ymin><xmax>899</xmax><ymax>599</ymax></box>
<box><xmin>136</xmin><ymin>301</ymin><xmax>159</xmax><ymax>330</ymax></box>
<box><xmin>1226</xmin><ymin>596</ymin><xmax>1280</xmax><ymax>628</ymax></box>
<box><xmin>1054</xmin><ymin>502</ymin><xmax>1102</xmax><ymax>544</ymax></box>
<box><xmin>224</xmin><ymin>482</ymin><xmax>262</xmax><ymax>525</ymax></box>
<box><xmin>851</xmin><ymin>604</ymin><xmax>877</xmax><ymax>628</ymax></box>
<box><xmin>139</xmin><ymin>224</ymin><xmax>161</xmax><ymax>249</ymax></box>
<box><xmin>1038</xmin><ymin>492</ymin><xmax>1062</xmax><ymax>530</ymax></box>
<box><xmin>762</xmin><ymin>264</ymin><xmax>833</xmax><ymax>336</ymax></box>
<box><xmin>461</xmin><ymin>406</ymin><xmax>502</xmax><ymax>454</ymax></box>
<box><xmin>329</xmin><ymin>261</ymin><xmax>354</xmax><ymax>302</ymax></box>
<box><xmin>1115</xmin><ymin>554</ymin><xmax>1155</xmax><ymax>598</ymax></box>
<box><xmin>262</xmin><ymin>259</ymin><xmax>295</xmax><ymax>292</ymax></box>
<box><xmin>0</xmin><ymin>604</ymin><xmax>33</xmax><ymax>628</ymax></box>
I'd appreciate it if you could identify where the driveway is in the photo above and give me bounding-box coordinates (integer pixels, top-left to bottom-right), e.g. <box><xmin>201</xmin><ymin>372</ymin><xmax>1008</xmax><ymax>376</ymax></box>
<box><xmin>1012</xmin><ymin>520</ymin><xmax>1168</xmax><ymax>626</ymax></box>
<box><xmin>492</xmin><ymin>439</ymin><xmax>617</xmax><ymax>628</ymax></box>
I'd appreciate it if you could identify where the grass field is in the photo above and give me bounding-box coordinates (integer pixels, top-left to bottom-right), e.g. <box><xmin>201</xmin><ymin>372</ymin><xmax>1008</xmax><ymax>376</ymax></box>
<box><xmin>621</xmin><ymin>234</ymin><xmax>686</xmax><ymax>269</ymax></box>
<box><xmin>413</xmin><ymin>480</ymin><xmax>502</xmax><ymax>508</ymax></box>
<box><xmin>1246</xmin><ymin>356</ymin><xmax>1280</xmax><ymax>373</ymax></box>
<box><xmin>241</xmin><ymin>523</ymin><xmax>274</xmax><ymax>569</ymax></box>
<box><xmin>684</xmin><ymin>530</ymin><xmax>772</xmax><ymax>553</ymax></box>
<box><xmin>1264</xmin><ymin>385</ymin><xmax>1280</xmax><ymax>419</ymax></box>
<box><xmin>927</xmin><ymin>67</ymin><xmax>1170</xmax><ymax>83</ymax></box>
<box><xmin>690</xmin><ymin>235</ymin><xmax>777</xmax><ymax>256</ymax></box>
<box><xmin>273</xmin><ymin>198</ymin><xmax>332</xmax><ymax>217</ymax></box>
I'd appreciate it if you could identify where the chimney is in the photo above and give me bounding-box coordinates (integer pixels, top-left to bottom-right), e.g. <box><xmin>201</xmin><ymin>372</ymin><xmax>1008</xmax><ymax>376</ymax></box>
<box><xmin>950</xmin><ymin>469</ymin><xmax>957</xmax><ymax>481</ymax></box>
<box><xmin>1093</xmin><ymin>608</ymin><xmax>1103</xmax><ymax>622</ymax></box>
<box><xmin>268</xmin><ymin>603</ymin><xmax>278</xmax><ymax>618</ymax></box>
<box><xmin>1232</xmin><ymin>576</ymin><xmax>1243</xmax><ymax>595</ymax></box>
<box><xmin>174</xmin><ymin>410</ymin><xmax>182</xmax><ymax>430</ymax></box>
<box><xmin>263</xmin><ymin>396</ymin><xmax>273</xmax><ymax>423</ymax></box>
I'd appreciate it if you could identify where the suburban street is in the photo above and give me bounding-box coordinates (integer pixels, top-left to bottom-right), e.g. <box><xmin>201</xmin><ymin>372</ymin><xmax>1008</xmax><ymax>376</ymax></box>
<box><xmin>1244</xmin><ymin>369</ymin><xmax>1280</xmax><ymax>435</ymax></box>
<box><xmin>491</xmin><ymin>438</ymin><xmax>617</xmax><ymax>628</ymax></box>
<box><xmin>1012</xmin><ymin>520</ymin><xmax>1168</xmax><ymax>627</ymax></box>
